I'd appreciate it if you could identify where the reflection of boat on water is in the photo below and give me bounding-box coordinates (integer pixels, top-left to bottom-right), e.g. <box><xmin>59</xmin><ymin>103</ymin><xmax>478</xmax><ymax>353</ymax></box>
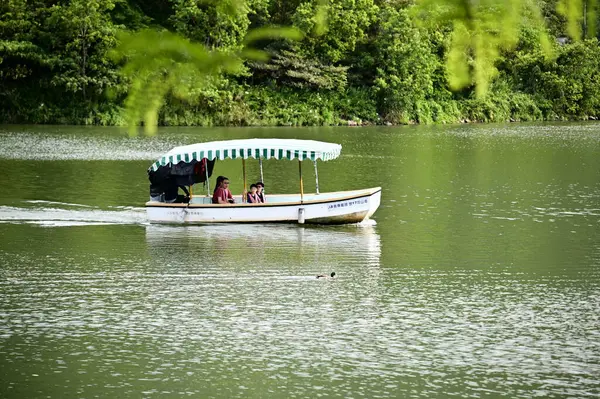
<box><xmin>146</xmin><ymin>139</ymin><xmax>381</xmax><ymax>225</ymax></box>
<box><xmin>144</xmin><ymin>223</ymin><xmax>381</xmax><ymax>267</ymax></box>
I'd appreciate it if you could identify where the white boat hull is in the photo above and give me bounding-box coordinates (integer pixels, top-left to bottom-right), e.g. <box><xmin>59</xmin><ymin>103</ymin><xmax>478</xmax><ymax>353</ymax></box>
<box><xmin>146</xmin><ymin>187</ymin><xmax>381</xmax><ymax>225</ymax></box>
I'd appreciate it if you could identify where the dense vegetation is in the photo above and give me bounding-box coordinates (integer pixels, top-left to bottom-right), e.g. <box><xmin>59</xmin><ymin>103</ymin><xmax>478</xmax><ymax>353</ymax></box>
<box><xmin>2</xmin><ymin>0</ymin><xmax>600</xmax><ymax>127</ymax></box>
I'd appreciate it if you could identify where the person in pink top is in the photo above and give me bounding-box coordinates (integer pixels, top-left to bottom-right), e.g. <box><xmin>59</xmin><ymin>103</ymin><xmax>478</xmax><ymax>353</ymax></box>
<box><xmin>212</xmin><ymin>177</ymin><xmax>235</xmax><ymax>204</ymax></box>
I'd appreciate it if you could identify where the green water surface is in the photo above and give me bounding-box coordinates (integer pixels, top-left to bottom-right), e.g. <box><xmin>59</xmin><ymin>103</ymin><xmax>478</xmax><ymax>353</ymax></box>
<box><xmin>0</xmin><ymin>123</ymin><xmax>599</xmax><ymax>398</ymax></box>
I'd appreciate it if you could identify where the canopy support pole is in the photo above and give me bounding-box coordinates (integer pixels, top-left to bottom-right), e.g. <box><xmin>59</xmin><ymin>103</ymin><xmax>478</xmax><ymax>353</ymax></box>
<box><xmin>299</xmin><ymin>159</ymin><xmax>304</xmax><ymax>204</ymax></box>
<box><xmin>313</xmin><ymin>160</ymin><xmax>320</xmax><ymax>195</ymax></box>
<box><xmin>259</xmin><ymin>158</ymin><xmax>264</xmax><ymax>194</ymax></box>
<box><xmin>242</xmin><ymin>158</ymin><xmax>247</xmax><ymax>203</ymax></box>
<box><xmin>205</xmin><ymin>159</ymin><xmax>210</xmax><ymax>197</ymax></box>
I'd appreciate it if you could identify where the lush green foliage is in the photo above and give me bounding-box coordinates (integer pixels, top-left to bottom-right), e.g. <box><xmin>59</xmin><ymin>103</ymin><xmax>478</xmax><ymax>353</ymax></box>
<box><xmin>413</xmin><ymin>0</ymin><xmax>552</xmax><ymax>96</ymax></box>
<box><xmin>2</xmin><ymin>0</ymin><xmax>600</xmax><ymax>129</ymax></box>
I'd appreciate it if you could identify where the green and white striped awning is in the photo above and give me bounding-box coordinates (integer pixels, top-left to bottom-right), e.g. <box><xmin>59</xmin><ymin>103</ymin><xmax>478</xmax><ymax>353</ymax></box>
<box><xmin>149</xmin><ymin>139</ymin><xmax>342</xmax><ymax>171</ymax></box>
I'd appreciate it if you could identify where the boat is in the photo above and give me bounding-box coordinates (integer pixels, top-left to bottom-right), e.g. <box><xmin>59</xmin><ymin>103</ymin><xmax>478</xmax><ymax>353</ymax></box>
<box><xmin>145</xmin><ymin>138</ymin><xmax>381</xmax><ymax>224</ymax></box>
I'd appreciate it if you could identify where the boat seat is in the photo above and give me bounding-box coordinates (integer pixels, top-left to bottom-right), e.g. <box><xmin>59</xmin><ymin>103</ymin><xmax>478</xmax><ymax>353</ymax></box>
<box><xmin>189</xmin><ymin>195</ymin><xmax>244</xmax><ymax>204</ymax></box>
<box><xmin>190</xmin><ymin>196</ymin><xmax>214</xmax><ymax>204</ymax></box>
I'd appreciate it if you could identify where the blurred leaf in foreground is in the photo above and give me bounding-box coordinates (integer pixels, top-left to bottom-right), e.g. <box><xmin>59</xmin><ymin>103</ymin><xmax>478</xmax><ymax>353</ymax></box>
<box><xmin>112</xmin><ymin>2</ymin><xmax>303</xmax><ymax>135</ymax></box>
<box><xmin>413</xmin><ymin>0</ymin><xmax>552</xmax><ymax>97</ymax></box>
<box><xmin>557</xmin><ymin>0</ymin><xmax>598</xmax><ymax>39</ymax></box>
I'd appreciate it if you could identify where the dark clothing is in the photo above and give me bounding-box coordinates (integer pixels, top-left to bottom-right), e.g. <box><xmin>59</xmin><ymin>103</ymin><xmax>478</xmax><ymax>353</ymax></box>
<box><xmin>192</xmin><ymin>158</ymin><xmax>216</xmax><ymax>183</ymax></box>
<box><xmin>171</xmin><ymin>162</ymin><xmax>195</xmax><ymax>177</ymax></box>
<box><xmin>257</xmin><ymin>192</ymin><xmax>265</xmax><ymax>203</ymax></box>
<box><xmin>247</xmin><ymin>193</ymin><xmax>260</xmax><ymax>203</ymax></box>
<box><xmin>148</xmin><ymin>158</ymin><xmax>216</xmax><ymax>201</ymax></box>
<box><xmin>163</xmin><ymin>177</ymin><xmax>189</xmax><ymax>203</ymax></box>
<box><xmin>164</xmin><ymin>181</ymin><xmax>179</xmax><ymax>203</ymax></box>
<box><xmin>149</xmin><ymin>182</ymin><xmax>163</xmax><ymax>199</ymax></box>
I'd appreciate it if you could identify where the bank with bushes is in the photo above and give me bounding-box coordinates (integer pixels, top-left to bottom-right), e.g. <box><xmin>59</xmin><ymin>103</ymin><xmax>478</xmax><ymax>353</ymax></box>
<box><xmin>2</xmin><ymin>0</ymin><xmax>600</xmax><ymax>127</ymax></box>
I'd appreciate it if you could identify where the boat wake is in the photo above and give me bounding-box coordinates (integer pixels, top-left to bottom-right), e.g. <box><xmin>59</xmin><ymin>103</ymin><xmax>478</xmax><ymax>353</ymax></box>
<box><xmin>0</xmin><ymin>201</ymin><xmax>147</xmax><ymax>227</ymax></box>
<box><xmin>355</xmin><ymin>218</ymin><xmax>377</xmax><ymax>226</ymax></box>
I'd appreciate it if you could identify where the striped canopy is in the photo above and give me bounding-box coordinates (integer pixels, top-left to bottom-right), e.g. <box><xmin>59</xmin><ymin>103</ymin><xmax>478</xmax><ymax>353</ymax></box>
<box><xmin>149</xmin><ymin>139</ymin><xmax>342</xmax><ymax>171</ymax></box>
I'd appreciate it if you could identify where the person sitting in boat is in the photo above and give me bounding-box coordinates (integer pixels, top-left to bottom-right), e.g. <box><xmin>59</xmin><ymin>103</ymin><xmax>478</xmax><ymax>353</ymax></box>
<box><xmin>213</xmin><ymin>177</ymin><xmax>235</xmax><ymax>204</ymax></box>
<box><xmin>148</xmin><ymin>165</ymin><xmax>170</xmax><ymax>202</ymax></box>
<box><xmin>164</xmin><ymin>181</ymin><xmax>190</xmax><ymax>203</ymax></box>
<box><xmin>213</xmin><ymin>176</ymin><xmax>225</xmax><ymax>195</ymax></box>
<box><xmin>256</xmin><ymin>181</ymin><xmax>265</xmax><ymax>203</ymax></box>
<box><xmin>247</xmin><ymin>184</ymin><xmax>260</xmax><ymax>203</ymax></box>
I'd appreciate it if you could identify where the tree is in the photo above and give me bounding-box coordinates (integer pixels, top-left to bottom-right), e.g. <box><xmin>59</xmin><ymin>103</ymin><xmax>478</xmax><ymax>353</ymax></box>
<box><xmin>292</xmin><ymin>0</ymin><xmax>377</xmax><ymax>63</ymax></box>
<box><xmin>372</xmin><ymin>5</ymin><xmax>438</xmax><ymax>123</ymax></box>
<box><xmin>111</xmin><ymin>18</ymin><xmax>302</xmax><ymax>133</ymax></box>
<box><xmin>0</xmin><ymin>1</ymin><xmax>56</xmax><ymax>121</ymax></box>
<box><xmin>413</xmin><ymin>0</ymin><xmax>552</xmax><ymax>97</ymax></box>
<box><xmin>557</xmin><ymin>0</ymin><xmax>599</xmax><ymax>39</ymax></box>
<box><xmin>169</xmin><ymin>0</ymin><xmax>253</xmax><ymax>49</ymax></box>
<box><xmin>0</xmin><ymin>0</ymin><xmax>126</xmax><ymax>123</ymax></box>
<box><xmin>506</xmin><ymin>36</ymin><xmax>600</xmax><ymax>118</ymax></box>
<box><xmin>247</xmin><ymin>48</ymin><xmax>348</xmax><ymax>89</ymax></box>
<box><xmin>45</xmin><ymin>0</ymin><xmax>121</xmax><ymax>103</ymax></box>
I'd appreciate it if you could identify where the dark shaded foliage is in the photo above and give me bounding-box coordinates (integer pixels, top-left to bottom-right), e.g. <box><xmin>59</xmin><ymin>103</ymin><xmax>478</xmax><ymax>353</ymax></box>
<box><xmin>1</xmin><ymin>0</ymin><xmax>600</xmax><ymax>127</ymax></box>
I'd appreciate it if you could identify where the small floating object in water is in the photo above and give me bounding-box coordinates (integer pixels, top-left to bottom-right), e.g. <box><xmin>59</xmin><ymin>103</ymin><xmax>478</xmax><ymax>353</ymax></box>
<box><xmin>317</xmin><ymin>272</ymin><xmax>336</xmax><ymax>279</ymax></box>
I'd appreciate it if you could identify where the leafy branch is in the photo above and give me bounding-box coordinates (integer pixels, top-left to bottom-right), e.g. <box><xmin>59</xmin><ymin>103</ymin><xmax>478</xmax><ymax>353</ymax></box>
<box><xmin>413</xmin><ymin>0</ymin><xmax>553</xmax><ymax>97</ymax></box>
<box><xmin>111</xmin><ymin>8</ymin><xmax>303</xmax><ymax>134</ymax></box>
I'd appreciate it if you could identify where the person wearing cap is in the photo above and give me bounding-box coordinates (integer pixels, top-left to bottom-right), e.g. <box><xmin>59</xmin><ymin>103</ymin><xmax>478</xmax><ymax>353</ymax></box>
<box><xmin>256</xmin><ymin>181</ymin><xmax>265</xmax><ymax>203</ymax></box>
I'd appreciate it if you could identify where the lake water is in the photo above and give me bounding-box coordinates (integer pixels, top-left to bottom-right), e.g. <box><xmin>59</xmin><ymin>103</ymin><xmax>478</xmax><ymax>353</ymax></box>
<box><xmin>0</xmin><ymin>123</ymin><xmax>599</xmax><ymax>398</ymax></box>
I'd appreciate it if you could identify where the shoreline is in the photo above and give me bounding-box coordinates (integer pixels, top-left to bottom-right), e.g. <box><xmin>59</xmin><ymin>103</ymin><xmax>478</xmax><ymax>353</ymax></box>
<box><xmin>1</xmin><ymin>115</ymin><xmax>598</xmax><ymax>128</ymax></box>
